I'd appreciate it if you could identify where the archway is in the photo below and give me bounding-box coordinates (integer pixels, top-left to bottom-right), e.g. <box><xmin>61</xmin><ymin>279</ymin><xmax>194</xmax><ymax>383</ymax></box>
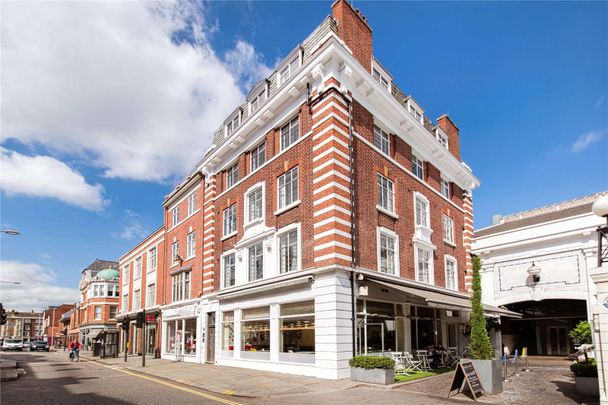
<box><xmin>501</xmin><ymin>299</ymin><xmax>587</xmax><ymax>356</ymax></box>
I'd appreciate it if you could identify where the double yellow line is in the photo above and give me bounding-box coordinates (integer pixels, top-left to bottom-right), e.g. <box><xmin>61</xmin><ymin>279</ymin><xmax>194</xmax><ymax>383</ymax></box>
<box><xmin>105</xmin><ymin>364</ymin><xmax>243</xmax><ymax>405</ymax></box>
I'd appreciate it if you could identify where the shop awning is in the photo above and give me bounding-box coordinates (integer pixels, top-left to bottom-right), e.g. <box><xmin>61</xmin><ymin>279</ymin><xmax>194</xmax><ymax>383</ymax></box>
<box><xmin>370</xmin><ymin>279</ymin><xmax>521</xmax><ymax>318</ymax></box>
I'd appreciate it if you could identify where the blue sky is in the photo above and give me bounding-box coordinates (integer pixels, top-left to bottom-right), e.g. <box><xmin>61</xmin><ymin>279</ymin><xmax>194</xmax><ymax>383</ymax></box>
<box><xmin>1</xmin><ymin>1</ymin><xmax>607</xmax><ymax>309</ymax></box>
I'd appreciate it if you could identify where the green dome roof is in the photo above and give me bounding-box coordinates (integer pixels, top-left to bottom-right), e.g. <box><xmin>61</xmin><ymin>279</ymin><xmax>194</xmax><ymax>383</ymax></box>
<box><xmin>96</xmin><ymin>268</ymin><xmax>119</xmax><ymax>280</ymax></box>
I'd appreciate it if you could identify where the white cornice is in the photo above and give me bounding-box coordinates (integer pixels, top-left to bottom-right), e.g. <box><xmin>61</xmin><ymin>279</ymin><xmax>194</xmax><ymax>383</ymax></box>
<box><xmin>199</xmin><ymin>35</ymin><xmax>478</xmax><ymax>192</ymax></box>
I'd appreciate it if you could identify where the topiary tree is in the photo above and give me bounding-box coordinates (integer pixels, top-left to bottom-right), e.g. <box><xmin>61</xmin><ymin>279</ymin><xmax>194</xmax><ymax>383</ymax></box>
<box><xmin>468</xmin><ymin>255</ymin><xmax>494</xmax><ymax>360</ymax></box>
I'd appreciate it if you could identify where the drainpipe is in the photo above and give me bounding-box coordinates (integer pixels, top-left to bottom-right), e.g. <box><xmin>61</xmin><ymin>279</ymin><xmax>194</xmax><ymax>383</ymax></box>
<box><xmin>347</xmin><ymin>100</ymin><xmax>357</xmax><ymax>357</ymax></box>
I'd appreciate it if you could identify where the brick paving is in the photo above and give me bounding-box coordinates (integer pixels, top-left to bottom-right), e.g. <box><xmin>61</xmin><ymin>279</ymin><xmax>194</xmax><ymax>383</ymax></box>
<box><xmin>397</xmin><ymin>359</ymin><xmax>599</xmax><ymax>404</ymax></box>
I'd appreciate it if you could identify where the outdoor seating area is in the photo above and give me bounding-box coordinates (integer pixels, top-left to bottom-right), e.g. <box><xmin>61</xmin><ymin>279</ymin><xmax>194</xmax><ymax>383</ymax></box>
<box><xmin>390</xmin><ymin>347</ymin><xmax>461</xmax><ymax>379</ymax></box>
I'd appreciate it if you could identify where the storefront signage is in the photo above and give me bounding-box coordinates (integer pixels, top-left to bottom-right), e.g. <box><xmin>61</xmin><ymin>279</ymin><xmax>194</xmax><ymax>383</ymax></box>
<box><xmin>447</xmin><ymin>361</ymin><xmax>484</xmax><ymax>400</ymax></box>
<box><xmin>146</xmin><ymin>313</ymin><xmax>156</xmax><ymax>323</ymax></box>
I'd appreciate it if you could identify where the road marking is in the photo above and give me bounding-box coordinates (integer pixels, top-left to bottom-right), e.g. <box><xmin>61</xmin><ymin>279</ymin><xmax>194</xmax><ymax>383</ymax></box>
<box><xmin>107</xmin><ymin>366</ymin><xmax>243</xmax><ymax>405</ymax></box>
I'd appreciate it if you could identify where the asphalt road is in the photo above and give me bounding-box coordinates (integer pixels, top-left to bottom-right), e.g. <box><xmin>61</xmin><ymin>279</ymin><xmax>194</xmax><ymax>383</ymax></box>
<box><xmin>0</xmin><ymin>351</ymin><xmax>242</xmax><ymax>405</ymax></box>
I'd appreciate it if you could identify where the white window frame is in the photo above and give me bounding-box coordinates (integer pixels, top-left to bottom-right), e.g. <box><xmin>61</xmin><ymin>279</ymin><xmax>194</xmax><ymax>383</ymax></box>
<box><xmin>227</xmin><ymin>114</ymin><xmax>240</xmax><ymax>135</ymax></box>
<box><xmin>133</xmin><ymin>289</ymin><xmax>141</xmax><ymax>310</ymax></box>
<box><xmin>376</xmin><ymin>227</ymin><xmax>399</xmax><ymax>275</ymax></box>
<box><xmin>444</xmin><ymin>255</ymin><xmax>458</xmax><ymax>291</ymax></box>
<box><xmin>372</xmin><ymin>68</ymin><xmax>390</xmax><ymax>90</ymax></box>
<box><xmin>223</xmin><ymin>204</ymin><xmax>237</xmax><ymax>238</ymax></box>
<box><xmin>415</xmin><ymin>245</ymin><xmax>434</xmax><ymax>285</ymax></box>
<box><xmin>187</xmin><ymin>192</ymin><xmax>196</xmax><ymax>216</ymax></box>
<box><xmin>413</xmin><ymin>192</ymin><xmax>431</xmax><ymax>229</ymax></box>
<box><xmin>122</xmin><ymin>265</ymin><xmax>130</xmax><ymax>286</ymax></box>
<box><xmin>147</xmin><ymin>246</ymin><xmax>157</xmax><ymax>273</ymax></box>
<box><xmin>122</xmin><ymin>294</ymin><xmax>129</xmax><ymax>313</ymax></box>
<box><xmin>376</xmin><ymin>173</ymin><xmax>396</xmax><ymax>216</ymax></box>
<box><xmin>244</xmin><ymin>182</ymin><xmax>265</xmax><ymax>226</ymax></box>
<box><xmin>172</xmin><ymin>207</ymin><xmax>179</xmax><ymax>227</ymax></box>
<box><xmin>280</xmin><ymin>116</ymin><xmax>300</xmax><ymax>151</ymax></box>
<box><xmin>186</xmin><ymin>231</ymin><xmax>196</xmax><ymax>259</ymax></box>
<box><xmin>279</xmin><ymin>55</ymin><xmax>300</xmax><ymax>86</ymax></box>
<box><xmin>94</xmin><ymin>306</ymin><xmax>102</xmax><ymax>320</ymax></box>
<box><xmin>277</xmin><ymin>223</ymin><xmax>301</xmax><ymax>274</ymax></box>
<box><xmin>436</xmin><ymin>129</ymin><xmax>449</xmax><ymax>149</ymax></box>
<box><xmin>248</xmin><ymin>242</ymin><xmax>264</xmax><ymax>282</ymax></box>
<box><xmin>134</xmin><ymin>256</ymin><xmax>142</xmax><ymax>279</ymax></box>
<box><xmin>147</xmin><ymin>284</ymin><xmax>156</xmax><ymax>307</ymax></box>
<box><xmin>171</xmin><ymin>271</ymin><xmax>190</xmax><ymax>302</ymax></box>
<box><xmin>373</xmin><ymin>125</ymin><xmax>390</xmax><ymax>155</ymax></box>
<box><xmin>250</xmin><ymin>142</ymin><xmax>266</xmax><ymax>173</ymax></box>
<box><xmin>440</xmin><ymin>177</ymin><xmax>450</xmax><ymax>199</ymax></box>
<box><xmin>250</xmin><ymin>89</ymin><xmax>265</xmax><ymax>113</ymax></box>
<box><xmin>412</xmin><ymin>153</ymin><xmax>424</xmax><ymax>180</ymax></box>
<box><xmin>221</xmin><ymin>250</ymin><xmax>237</xmax><ymax>289</ymax></box>
<box><xmin>443</xmin><ymin>215</ymin><xmax>455</xmax><ymax>245</ymax></box>
<box><xmin>171</xmin><ymin>241</ymin><xmax>179</xmax><ymax>265</ymax></box>
<box><xmin>276</xmin><ymin>166</ymin><xmax>299</xmax><ymax>214</ymax></box>
<box><xmin>226</xmin><ymin>163</ymin><xmax>239</xmax><ymax>189</ymax></box>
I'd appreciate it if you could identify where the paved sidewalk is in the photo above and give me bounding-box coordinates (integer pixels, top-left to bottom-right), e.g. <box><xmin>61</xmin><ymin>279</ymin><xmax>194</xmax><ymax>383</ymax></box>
<box><xmin>80</xmin><ymin>353</ymin><xmax>359</xmax><ymax>399</ymax></box>
<box><xmin>397</xmin><ymin>359</ymin><xmax>599</xmax><ymax>404</ymax></box>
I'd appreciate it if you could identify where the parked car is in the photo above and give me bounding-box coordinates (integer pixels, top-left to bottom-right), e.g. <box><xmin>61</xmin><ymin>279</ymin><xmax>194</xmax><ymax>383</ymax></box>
<box><xmin>2</xmin><ymin>339</ymin><xmax>24</xmax><ymax>351</ymax></box>
<box><xmin>22</xmin><ymin>341</ymin><xmax>33</xmax><ymax>350</ymax></box>
<box><xmin>30</xmin><ymin>341</ymin><xmax>50</xmax><ymax>351</ymax></box>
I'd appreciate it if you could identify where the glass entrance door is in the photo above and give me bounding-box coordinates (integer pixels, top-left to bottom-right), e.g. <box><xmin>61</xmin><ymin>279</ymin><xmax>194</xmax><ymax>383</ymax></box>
<box><xmin>547</xmin><ymin>326</ymin><xmax>568</xmax><ymax>355</ymax></box>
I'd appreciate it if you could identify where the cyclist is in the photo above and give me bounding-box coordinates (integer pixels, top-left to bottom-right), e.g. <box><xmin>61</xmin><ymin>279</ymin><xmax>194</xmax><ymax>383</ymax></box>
<box><xmin>68</xmin><ymin>340</ymin><xmax>81</xmax><ymax>361</ymax></box>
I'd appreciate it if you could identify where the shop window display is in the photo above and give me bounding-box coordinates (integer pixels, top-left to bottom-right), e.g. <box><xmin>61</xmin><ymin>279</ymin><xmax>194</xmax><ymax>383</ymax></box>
<box><xmin>279</xmin><ymin>301</ymin><xmax>315</xmax><ymax>363</ymax></box>
<box><xmin>241</xmin><ymin>307</ymin><xmax>270</xmax><ymax>360</ymax></box>
<box><xmin>222</xmin><ymin>311</ymin><xmax>234</xmax><ymax>358</ymax></box>
<box><xmin>184</xmin><ymin>318</ymin><xmax>197</xmax><ymax>355</ymax></box>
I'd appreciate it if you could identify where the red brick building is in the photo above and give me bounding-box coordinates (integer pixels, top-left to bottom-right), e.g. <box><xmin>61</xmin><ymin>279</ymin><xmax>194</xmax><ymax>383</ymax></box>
<box><xmin>43</xmin><ymin>304</ymin><xmax>74</xmax><ymax>347</ymax></box>
<box><xmin>116</xmin><ymin>0</ymin><xmax>520</xmax><ymax>378</ymax></box>
<box><xmin>117</xmin><ymin>227</ymin><xmax>164</xmax><ymax>357</ymax></box>
<box><xmin>0</xmin><ymin>310</ymin><xmax>43</xmax><ymax>340</ymax></box>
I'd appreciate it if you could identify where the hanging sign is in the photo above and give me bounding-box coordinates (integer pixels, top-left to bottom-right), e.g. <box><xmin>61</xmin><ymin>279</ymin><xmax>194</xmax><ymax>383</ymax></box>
<box><xmin>447</xmin><ymin>361</ymin><xmax>484</xmax><ymax>400</ymax></box>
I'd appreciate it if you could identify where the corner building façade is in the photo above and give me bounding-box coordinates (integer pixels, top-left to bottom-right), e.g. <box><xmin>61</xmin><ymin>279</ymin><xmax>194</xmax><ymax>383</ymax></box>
<box><xmin>118</xmin><ymin>0</ymin><xmax>517</xmax><ymax>379</ymax></box>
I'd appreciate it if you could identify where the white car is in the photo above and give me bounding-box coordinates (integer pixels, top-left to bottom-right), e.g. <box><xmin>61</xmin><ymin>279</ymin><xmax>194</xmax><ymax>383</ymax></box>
<box><xmin>2</xmin><ymin>339</ymin><xmax>24</xmax><ymax>351</ymax></box>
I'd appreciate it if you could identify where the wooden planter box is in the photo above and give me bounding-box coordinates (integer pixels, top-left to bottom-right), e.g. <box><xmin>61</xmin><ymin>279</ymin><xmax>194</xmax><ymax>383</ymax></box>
<box><xmin>469</xmin><ymin>359</ymin><xmax>503</xmax><ymax>394</ymax></box>
<box><xmin>350</xmin><ymin>367</ymin><xmax>394</xmax><ymax>385</ymax></box>
<box><xmin>574</xmin><ymin>376</ymin><xmax>599</xmax><ymax>397</ymax></box>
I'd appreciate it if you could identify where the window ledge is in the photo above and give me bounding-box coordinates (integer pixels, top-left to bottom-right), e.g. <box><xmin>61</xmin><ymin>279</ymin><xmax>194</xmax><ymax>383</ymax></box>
<box><xmin>376</xmin><ymin>205</ymin><xmax>399</xmax><ymax>219</ymax></box>
<box><xmin>274</xmin><ymin>200</ymin><xmax>301</xmax><ymax>216</ymax></box>
<box><xmin>221</xmin><ymin>231</ymin><xmax>238</xmax><ymax>241</ymax></box>
<box><xmin>185</xmin><ymin>255</ymin><xmax>196</xmax><ymax>261</ymax></box>
<box><xmin>443</xmin><ymin>239</ymin><xmax>457</xmax><ymax>248</ymax></box>
<box><xmin>244</xmin><ymin>217</ymin><xmax>264</xmax><ymax>229</ymax></box>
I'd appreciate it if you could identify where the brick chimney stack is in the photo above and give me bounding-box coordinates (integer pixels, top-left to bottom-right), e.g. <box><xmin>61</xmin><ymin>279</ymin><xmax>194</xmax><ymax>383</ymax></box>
<box><xmin>331</xmin><ymin>0</ymin><xmax>373</xmax><ymax>72</ymax></box>
<box><xmin>437</xmin><ymin>114</ymin><xmax>461</xmax><ymax>160</ymax></box>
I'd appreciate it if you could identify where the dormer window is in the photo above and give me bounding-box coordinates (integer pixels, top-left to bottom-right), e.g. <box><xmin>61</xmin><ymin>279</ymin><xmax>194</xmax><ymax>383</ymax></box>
<box><xmin>279</xmin><ymin>56</ymin><xmax>300</xmax><ymax>85</ymax></box>
<box><xmin>436</xmin><ymin>129</ymin><xmax>449</xmax><ymax>149</ymax></box>
<box><xmin>250</xmin><ymin>90</ymin><xmax>265</xmax><ymax>113</ymax></box>
<box><xmin>227</xmin><ymin>114</ymin><xmax>240</xmax><ymax>135</ymax></box>
<box><xmin>409</xmin><ymin>104</ymin><xmax>422</xmax><ymax>123</ymax></box>
<box><xmin>372</xmin><ymin>68</ymin><xmax>389</xmax><ymax>90</ymax></box>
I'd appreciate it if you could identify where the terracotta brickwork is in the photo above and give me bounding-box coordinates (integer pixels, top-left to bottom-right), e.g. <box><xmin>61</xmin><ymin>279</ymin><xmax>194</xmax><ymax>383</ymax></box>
<box><xmin>331</xmin><ymin>0</ymin><xmax>372</xmax><ymax>72</ymax></box>
<box><xmin>162</xmin><ymin>177</ymin><xmax>204</xmax><ymax>303</ymax></box>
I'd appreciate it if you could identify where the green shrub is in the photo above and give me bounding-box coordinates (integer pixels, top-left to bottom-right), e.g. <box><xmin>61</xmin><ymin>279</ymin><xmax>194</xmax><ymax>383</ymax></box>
<box><xmin>570</xmin><ymin>361</ymin><xmax>598</xmax><ymax>378</ymax></box>
<box><xmin>349</xmin><ymin>356</ymin><xmax>395</xmax><ymax>370</ymax></box>
<box><xmin>468</xmin><ymin>256</ymin><xmax>494</xmax><ymax>360</ymax></box>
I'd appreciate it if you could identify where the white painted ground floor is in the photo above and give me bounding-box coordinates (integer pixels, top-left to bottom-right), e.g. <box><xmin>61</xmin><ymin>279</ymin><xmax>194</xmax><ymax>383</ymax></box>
<box><xmin>154</xmin><ymin>267</ymin><xmax>514</xmax><ymax>379</ymax></box>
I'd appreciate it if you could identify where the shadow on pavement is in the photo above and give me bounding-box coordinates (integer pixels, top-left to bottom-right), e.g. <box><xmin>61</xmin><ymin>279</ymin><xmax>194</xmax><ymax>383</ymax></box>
<box><xmin>551</xmin><ymin>380</ymin><xmax>599</xmax><ymax>405</ymax></box>
<box><xmin>1</xmin><ymin>354</ymin><xmax>132</xmax><ymax>405</ymax></box>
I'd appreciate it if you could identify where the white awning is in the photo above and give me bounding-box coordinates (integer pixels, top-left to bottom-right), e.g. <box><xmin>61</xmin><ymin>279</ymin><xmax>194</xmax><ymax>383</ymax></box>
<box><xmin>370</xmin><ymin>279</ymin><xmax>521</xmax><ymax>318</ymax></box>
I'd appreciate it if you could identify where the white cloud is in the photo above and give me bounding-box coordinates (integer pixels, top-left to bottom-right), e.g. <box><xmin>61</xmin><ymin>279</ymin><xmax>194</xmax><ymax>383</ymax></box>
<box><xmin>224</xmin><ymin>40</ymin><xmax>274</xmax><ymax>91</ymax></box>
<box><xmin>0</xmin><ymin>261</ymin><xmax>79</xmax><ymax>311</ymax></box>
<box><xmin>0</xmin><ymin>148</ymin><xmax>106</xmax><ymax>211</ymax></box>
<box><xmin>1</xmin><ymin>1</ymin><xmax>271</xmax><ymax>182</ymax></box>
<box><xmin>113</xmin><ymin>210</ymin><xmax>150</xmax><ymax>241</ymax></box>
<box><xmin>572</xmin><ymin>129</ymin><xmax>607</xmax><ymax>153</ymax></box>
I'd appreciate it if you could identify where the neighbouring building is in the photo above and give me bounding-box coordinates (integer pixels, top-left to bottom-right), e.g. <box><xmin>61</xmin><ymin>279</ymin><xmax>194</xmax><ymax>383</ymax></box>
<box><xmin>119</xmin><ymin>0</ymin><xmax>519</xmax><ymax>379</ymax></box>
<box><xmin>117</xmin><ymin>227</ymin><xmax>164</xmax><ymax>357</ymax></box>
<box><xmin>0</xmin><ymin>310</ymin><xmax>43</xmax><ymax>340</ymax></box>
<box><xmin>76</xmin><ymin>259</ymin><xmax>120</xmax><ymax>354</ymax></box>
<box><xmin>472</xmin><ymin>191</ymin><xmax>607</xmax><ymax>355</ymax></box>
<box><xmin>43</xmin><ymin>304</ymin><xmax>74</xmax><ymax>347</ymax></box>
